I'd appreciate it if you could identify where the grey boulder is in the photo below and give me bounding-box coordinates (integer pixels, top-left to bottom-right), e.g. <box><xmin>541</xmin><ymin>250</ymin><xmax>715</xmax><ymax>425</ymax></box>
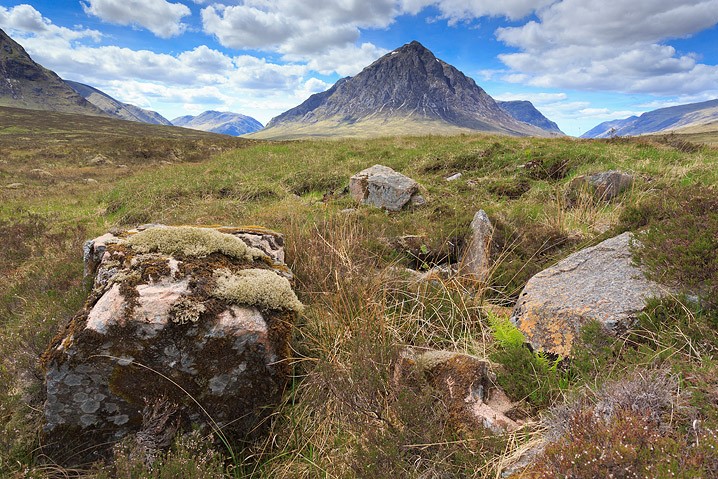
<box><xmin>510</xmin><ymin>232</ymin><xmax>669</xmax><ymax>357</ymax></box>
<box><xmin>349</xmin><ymin>164</ymin><xmax>425</xmax><ymax>211</ymax></box>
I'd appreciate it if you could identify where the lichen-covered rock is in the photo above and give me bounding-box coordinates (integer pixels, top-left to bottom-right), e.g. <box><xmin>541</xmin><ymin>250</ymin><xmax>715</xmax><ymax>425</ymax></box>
<box><xmin>349</xmin><ymin>164</ymin><xmax>425</xmax><ymax>211</ymax></box>
<box><xmin>510</xmin><ymin>232</ymin><xmax>668</xmax><ymax>357</ymax></box>
<box><xmin>459</xmin><ymin>210</ymin><xmax>493</xmax><ymax>282</ymax></box>
<box><xmin>396</xmin><ymin>349</ymin><xmax>520</xmax><ymax>434</ymax></box>
<box><xmin>43</xmin><ymin>225</ymin><xmax>301</xmax><ymax>465</ymax></box>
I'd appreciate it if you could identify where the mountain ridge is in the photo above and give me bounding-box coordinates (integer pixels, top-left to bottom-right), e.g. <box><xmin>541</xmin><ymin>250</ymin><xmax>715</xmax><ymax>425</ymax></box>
<box><xmin>0</xmin><ymin>28</ymin><xmax>107</xmax><ymax>116</ymax></box>
<box><xmin>497</xmin><ymin>101</ymin><xmax>563</xmax><ymax>134</ymax></box>
<box><xmin>582</xmin><ymin>99</ymin><xmax>718</xmax><ymax>138</ymax></box>
<box><xmin>64</xmin><ymin>80</ymin><xmax>172</xmax><ymax>126</ymax></box>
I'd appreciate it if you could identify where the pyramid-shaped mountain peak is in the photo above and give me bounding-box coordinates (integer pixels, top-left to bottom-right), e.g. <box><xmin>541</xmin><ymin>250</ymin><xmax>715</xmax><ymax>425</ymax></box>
<box><xmin>259</xmin><ymin>41</ymin><xmax>552</xmax><ymax>138</ymax></box>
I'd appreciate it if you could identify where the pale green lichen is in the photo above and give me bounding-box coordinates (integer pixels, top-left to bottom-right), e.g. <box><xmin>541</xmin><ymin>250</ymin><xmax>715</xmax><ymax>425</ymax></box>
<box><xmin>212</xmin><ymin>268</ymin><xmax>303</xmax><ymax>313</ymax></box>
<box><xmin>170</xmin><ymin>297</ymin><xmax>207</xmax><ymax>325</ymax></box>
<box><xmin>125</xmin><ymin>226</ymin><xmax>266</xmax><ymax>261</ymax></box>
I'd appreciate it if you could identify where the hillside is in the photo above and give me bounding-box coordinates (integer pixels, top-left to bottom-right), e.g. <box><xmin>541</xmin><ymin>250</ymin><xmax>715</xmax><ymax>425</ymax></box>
<box><xmin>253</xmin><ymin>41</ymin><xmax>552</xmax><ymax>139</ymax></box>
<box><xmin>497</xmin><ymin>100</ymin><xmax>564</xmax><ymax>134</ymax></box>
<box><xmin>172</xmin><ymin>110</ymin><xmax>263</xmax><ymax>136</ymax></box>
<box><xmin>64</xmin><ymin>80</ymin><xmax>172</xmax><ymax>125</ymax></box>
<box><xmin>582</xmin><ymin>99</ymin><xmax>718</xmax><ymax>138</ymax></box>
<box><xmin>1</xmin><ymin>109</ymin><xmax>717</xmax><ymax>477</ymax></box>
<box><xmin>0</xmin><ymin>28</ymin><xmax>106</xmax><ymax>116</ymax></box>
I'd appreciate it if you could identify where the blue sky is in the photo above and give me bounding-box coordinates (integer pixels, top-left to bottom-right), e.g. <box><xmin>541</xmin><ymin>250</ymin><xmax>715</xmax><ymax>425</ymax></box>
<box><xmin>2</xmin><ymin>1</ymin><xmax>718</xmax><ymax>136</ymax></box>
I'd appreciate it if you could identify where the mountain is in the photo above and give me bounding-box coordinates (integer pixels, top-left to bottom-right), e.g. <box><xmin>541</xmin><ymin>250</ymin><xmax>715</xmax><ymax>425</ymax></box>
<box><xmin>582</xmin><ymin>99</ymin><xmax>718</xmax><ymax>138</ymax></box>
<box><xmin>172</xmin><ymin>111</ymin><xmax>263</xmax><ymax>136</ymax></box>
<box><xmin>497</xmin><ymin>101</ymin><xmax>564</xmax><ymax>134</ymax></box>
<box><xmin>0</xmin><ymin>28</ymin><xmax>107</xmax><ymax>116</ymax></box>
<box><xmin>64</xmin><ymin>80</ymin><xmax>172</xmax><ymax>125</ymax></box>
<box><xmin>253</xmin><ymin>41</ymin><xmax>553</xmax><ymax>139</ymax></box>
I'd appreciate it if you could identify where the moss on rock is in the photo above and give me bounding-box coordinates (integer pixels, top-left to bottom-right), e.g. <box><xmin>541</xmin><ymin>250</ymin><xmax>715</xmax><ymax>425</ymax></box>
<box><xmin>125</xmin><ymin>226</ymin><xmax>266</xmax><ymax>261</ymax></box>
<box><xmin>213</xmin><ymin>268</ymin><xmax>304</xmax><ymax>313</ymax></box>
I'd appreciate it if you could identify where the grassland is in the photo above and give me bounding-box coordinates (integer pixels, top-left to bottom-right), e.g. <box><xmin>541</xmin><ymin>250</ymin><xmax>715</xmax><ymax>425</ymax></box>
<box><xmin>1</xmin><ymin>107</ymin><xmax>717</xmax><ymax>477</ymax></box>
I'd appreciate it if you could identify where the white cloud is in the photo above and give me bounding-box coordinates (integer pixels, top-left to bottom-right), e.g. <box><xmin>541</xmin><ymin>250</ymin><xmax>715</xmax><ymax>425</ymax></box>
<box><xmin>494</xmin><ymin>0</ymin><xmax>718</xmax><ymax>95</ymax></box>
<box><xmin>81</xmin><ymin>0</ymin><xmax>191</xmax><ymax>38</ymax></box>
<box><xmin>401</xmin><ymin>0</ymin><xmax>554</xmax><ymax>22</ymax></box>
<box><xmin>493</xmin><ymin>92</ymin><xmax>568</xmax><ymax>104</ymax></box>
<box><xmin>288</xmin><ymin>42</ymin><xmax>389</xmax><ymax>77</ymax></box>
<box><xmin>0</xmin><ymin>4</ymin><xmax>101</xmax><ymax>42</ymax></box>
<box><xmin>200</xmin><ymin>0</ymin><xmax>395</xmax><ymax>74</ymax></box>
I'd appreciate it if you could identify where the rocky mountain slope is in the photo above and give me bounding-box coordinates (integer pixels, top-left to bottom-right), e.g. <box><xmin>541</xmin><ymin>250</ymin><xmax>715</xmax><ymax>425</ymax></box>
<box><xmin>254</xmin><ymin>41</ymin><xmax>553</xmax><ymax>139</ymax></box>
<box><xmin>0</xmin><ymin>28</ymin><xmax>106</xmax><ymax>116</ymax></box>
<box><xmin>172</xmin><ymin>110</ymin><xmax>263</xmax><ymax>136</ymax></box>
<box><xmin>64</xmin><ymin>80</ymin><xmax>172</xmax><ymax>125</ymax></box>
<box><xmin>497</xmin><ymin>100</ymin><xmax>563</xmax><ymax>134</ymax></box>
<box><xmin>582</xmin><ymin>99</ymin><xmax>718</xmax><ymax>138</ymax></box>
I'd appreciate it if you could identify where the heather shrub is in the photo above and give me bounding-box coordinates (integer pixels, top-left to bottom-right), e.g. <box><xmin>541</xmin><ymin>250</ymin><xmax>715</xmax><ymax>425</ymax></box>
<box><xmin>620</xmin><ymin>185</ymin><xmax>718</xmax><ymax>310</ymax></box>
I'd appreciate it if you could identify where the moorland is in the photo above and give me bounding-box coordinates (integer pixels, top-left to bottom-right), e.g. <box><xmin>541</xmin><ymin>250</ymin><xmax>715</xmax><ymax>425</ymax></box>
<box><xmin>1</xmin><ymin>105</ymin><xmax>718</xmax><ymax>477</ymax></box>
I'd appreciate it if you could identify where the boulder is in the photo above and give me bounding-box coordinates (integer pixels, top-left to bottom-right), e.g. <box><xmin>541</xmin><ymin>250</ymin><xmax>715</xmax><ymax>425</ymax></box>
<box><xmin>349</xmin><ymin>164</ymin><xmax>425</xmax><ymax>211</ymax></box>
<box><xmin>42</xmin><ymin>225</ymin><xmax>302</xmax><ymax>465</ymax></box>
<box><xmin>396</xmin><ymin>349</ymin><xmax>520</xmax><ymax>434</ymax></box>
<box><xmin>569</xmin><ymin>170</ymin><xmax>633</xmax><ymax>202</ymax></box>
<box><xmin>510</xmin><ymin>232</ymin><xmax>668</xmax><ymax>357</ymax></box>
<box><xmin>459</xmin><ymin>210</ymin><xmax>493</xmax><ymax>282</ymax></box>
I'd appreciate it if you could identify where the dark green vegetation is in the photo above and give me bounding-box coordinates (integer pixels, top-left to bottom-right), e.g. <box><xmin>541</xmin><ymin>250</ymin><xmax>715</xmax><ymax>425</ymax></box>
<box><xmin>1</xmin><ymin>108</ymin><xmax>717</xmax><ymax>477</ymax></box>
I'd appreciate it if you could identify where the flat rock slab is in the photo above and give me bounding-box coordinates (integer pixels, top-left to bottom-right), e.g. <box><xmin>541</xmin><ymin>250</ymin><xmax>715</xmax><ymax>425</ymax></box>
<box><xmin>349</xmin><ymin>164</ymin><xmax>425</xmax><ymax>211</ymax></box>
<box><xmin>510</xmin><ymin>232</ymin><xmax>668</xmax><ymax>357</ymax></box>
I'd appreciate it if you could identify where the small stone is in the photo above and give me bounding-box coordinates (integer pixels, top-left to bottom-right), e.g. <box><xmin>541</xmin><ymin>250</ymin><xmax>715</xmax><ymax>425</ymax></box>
<box><xmin>5</xmin><ymin>182</ymin><xmax>23</xmax><ymax>189</ymax></box>
<box><xmin>445</xmin><ymin>172</ymin><xmax>462</xmax><ymax>181</ymax></box>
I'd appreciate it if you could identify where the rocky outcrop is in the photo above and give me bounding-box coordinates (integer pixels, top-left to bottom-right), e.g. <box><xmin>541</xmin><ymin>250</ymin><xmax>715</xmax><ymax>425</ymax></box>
<box><xmin>510</xmin><ymin>232</ymin><xmax>668</xmax><ymax>357</ymax></box>
<box><xmin>396</xmin><ymin>349</ymin><xmax>520</xmax><ymax>434</ymax></box>
<box><xmin>42</xmin><ymin>225</ymin><xmax>301</xmax><ymax>465</ymax></box>
<box><xmin>349</xmin><ymin>165</ymin><xmax>425</xmax><ymax>211</ymax></box>
<box><xmin>459</xmin><ymin>210</ymin><xmax>493</xmax><ymax>282</ymax></box>
<box><xmin>569</xmin><ymin>170</ymin><xmax>633</xmax><ymax>202</ymax></box>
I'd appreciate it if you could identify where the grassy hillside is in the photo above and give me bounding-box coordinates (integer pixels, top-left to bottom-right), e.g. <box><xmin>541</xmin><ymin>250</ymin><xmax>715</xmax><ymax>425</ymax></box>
<box><xmin>1</xmin><ymin>111</ymin><xmax>717</xmax><ymax>477</ymax></box>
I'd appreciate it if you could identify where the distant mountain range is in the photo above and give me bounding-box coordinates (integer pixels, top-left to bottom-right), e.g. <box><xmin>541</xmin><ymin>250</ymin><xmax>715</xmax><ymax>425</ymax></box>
<box><xmin>253</xmin><ymin>41</ymin><xmax>560</xmax><ymax>139</ymax></box>
<box><xmin>172</xmin><ymin>111</ymin><xmax>263</xmax><ymax>136</ymax></box>
<box><xmin>64</xmin><ymin>80</ymin><xmax>172</xmax><ymax>126</ymax></box>
<box><xmin>582</xmin><ymin>99</ymin><xmax>718</xmax><ymax>138</ymax></box>
<box><xmin>1</xmin><ymin>28</ymin><xmax>560</xmax><ymax>139</ymax></box>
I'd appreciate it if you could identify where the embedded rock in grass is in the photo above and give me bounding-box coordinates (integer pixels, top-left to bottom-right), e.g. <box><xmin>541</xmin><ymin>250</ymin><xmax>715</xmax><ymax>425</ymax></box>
<box><xmin>510</xmin><ymin>232</ymin><xmax>668</xmax><ymax>357</ymax></box>
<box><xmin>569</xmin><ymin>170</ymin><xmax>633</xmax><ymax>202</ymax></box>
<box><xmin>459</xmin><ymin>210</ymin><xmax>493</xmax><ymax>283</ymax></box>
<box><xmin>396</xmin><ymin>349</ymin><xmax>520</xmax><ymax>434</ymax></box>
<box><xmin>349</xmin><ymin>164</ymin><xmax>425</xmax><ymax>211</ymax></box>
<box><xmin>42</xmin><ymin>225</ymin><xmax>301</xmax><ymax>466</ymax></box>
